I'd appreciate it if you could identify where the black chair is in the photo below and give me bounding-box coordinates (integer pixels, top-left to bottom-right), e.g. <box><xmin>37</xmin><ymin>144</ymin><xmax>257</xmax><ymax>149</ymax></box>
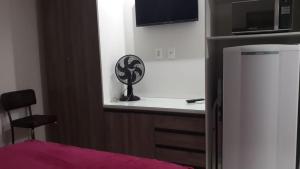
<box><xmin>0</xmin><ymin>89</ymin><xmax>57</xmax><ymax>144</ymax></box>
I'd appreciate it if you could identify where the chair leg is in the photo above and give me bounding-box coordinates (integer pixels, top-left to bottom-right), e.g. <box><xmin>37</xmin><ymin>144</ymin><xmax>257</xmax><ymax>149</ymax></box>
<box><xmin>31</xmin><ymin>128</ymin><xmax>35</xmax><ymax>140</ymax></box>
<box><xmin>11</xmin><ymin>126</ymin><xmax>15</xmax><ymax>144</ymax></box>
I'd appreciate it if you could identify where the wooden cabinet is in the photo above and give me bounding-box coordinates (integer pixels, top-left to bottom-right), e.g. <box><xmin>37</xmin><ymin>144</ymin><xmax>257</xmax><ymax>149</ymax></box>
<box><xmin>155</xmin><ymin>132</ymin><xmax>205</xmax><ymax>151</ymax></box>
<box><xmin>105</xmin><ymin>111</ymin><xmax>155</xmax><ymax>158</ymax></box>
<box><xmin>105</xmin><ymin>109</ymin><xmax>206</xmax><ymax>169</ymax></box>
<box><xmin>154</xmin><ymin>115</ymin><xmax>206</xmax><ymax>168</ymax></box>
<box><xmin>105</xmin><ymin>112</ymin><xmax>129</xmax><ymax>154</ymax></box>
<box><xmin>156</xmin><ymin>148</ymin><xmax>206</xmax><ymax>168</ymax></box>
<box><xmin>38</xmin><ymin>0</ymin><xmax>105</xmax><ymax>150</ymax></box>
<box><xmin>154</xmin><ymin>115</ymin><xmax>206</xmax><ymax>133</ymax></box>
<box><xmin>127</xmin><ymin>113</ymin><xmax>155</xmax><ymax>158</ymax></box>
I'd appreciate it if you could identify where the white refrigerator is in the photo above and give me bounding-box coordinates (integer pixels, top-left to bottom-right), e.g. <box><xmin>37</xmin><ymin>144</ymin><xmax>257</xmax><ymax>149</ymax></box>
<box><xmin>223</xmin><ymin>45</ymin><xmax>300</xmax><ymax>169</ymax></box>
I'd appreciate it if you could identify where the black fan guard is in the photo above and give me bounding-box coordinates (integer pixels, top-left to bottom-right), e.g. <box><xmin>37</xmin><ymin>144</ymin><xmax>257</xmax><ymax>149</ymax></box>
<box><xmin>115</xmin><ymin>55</ymin><xmax>145</xmax><ymax>101</ymax></box>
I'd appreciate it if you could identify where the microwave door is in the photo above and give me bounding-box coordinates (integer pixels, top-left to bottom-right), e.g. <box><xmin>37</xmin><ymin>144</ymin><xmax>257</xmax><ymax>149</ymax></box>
<box><xmin>232</xmin><ymin>0</ymin><xmax>276</xmax><ymax>34</ymax></box>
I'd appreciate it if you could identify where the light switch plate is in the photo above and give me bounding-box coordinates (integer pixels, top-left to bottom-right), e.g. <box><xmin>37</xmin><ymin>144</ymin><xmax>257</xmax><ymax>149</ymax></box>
<box><xmin>167</xmin><ymin>48</ymin><xmax>176</xmax><ymax>59</ymax></box>
<box><xmin>155</xmin><ymin>48</ymin><xmax>163</xmax><ymax>59</ymax></box>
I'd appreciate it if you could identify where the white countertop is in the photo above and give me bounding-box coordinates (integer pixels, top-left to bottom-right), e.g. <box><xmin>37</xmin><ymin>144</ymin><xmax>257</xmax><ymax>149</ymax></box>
<box><xmin>104</xmin><ymin>97</ymin><xmax>205</xmax><ymax>114</ymax></box>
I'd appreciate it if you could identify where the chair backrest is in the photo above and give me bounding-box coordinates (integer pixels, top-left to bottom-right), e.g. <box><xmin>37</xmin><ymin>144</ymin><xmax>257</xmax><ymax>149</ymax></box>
<box><xmin>1</xmin><ymin>89</ymin><xmax>36</xmax><ymax>111</ymax></box>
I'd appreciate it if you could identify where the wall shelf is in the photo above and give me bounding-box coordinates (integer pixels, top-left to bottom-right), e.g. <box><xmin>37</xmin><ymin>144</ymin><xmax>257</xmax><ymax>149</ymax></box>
<box><xmin>207</xmin><ymin>32</ymin><xmax>300</xmax><ymax>41</ymax></box>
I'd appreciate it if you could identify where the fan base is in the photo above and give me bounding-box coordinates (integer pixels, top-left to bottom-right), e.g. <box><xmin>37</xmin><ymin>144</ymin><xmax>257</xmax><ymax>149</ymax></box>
<box><xmin>120</xmin><ymin>95</ymin><xmax>140</xmax><ymax>101</ymax></box>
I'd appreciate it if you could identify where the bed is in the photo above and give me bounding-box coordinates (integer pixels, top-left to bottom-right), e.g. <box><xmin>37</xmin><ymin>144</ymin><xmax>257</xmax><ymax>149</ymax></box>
<box><xmin>0</xmin><ymin>141</ymin><xmax>192</xmax><ymax>169</ymax></box>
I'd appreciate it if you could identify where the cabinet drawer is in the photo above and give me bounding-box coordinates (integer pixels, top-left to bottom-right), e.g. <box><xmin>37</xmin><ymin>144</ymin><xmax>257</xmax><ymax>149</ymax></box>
<box><xmin>156</xmin><ymin>148</ymin><xmax>206</xmax><ymax>168</ymax></box>
<box><xmin>154</xmin><ymin>115</ymin><xmax>205</xmax><ymax>133</ymax></box>
<box><xmin>155</xmin><ymin>132</ymin><xmax>205</xmax><ymax>151</ymax></box>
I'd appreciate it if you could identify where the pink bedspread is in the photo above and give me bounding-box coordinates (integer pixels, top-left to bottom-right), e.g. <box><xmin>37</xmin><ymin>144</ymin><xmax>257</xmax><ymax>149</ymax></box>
<box><xmin>0</xmin><ymin>141</ymin><xmax>192</xmax><ymax>169</ymax></box>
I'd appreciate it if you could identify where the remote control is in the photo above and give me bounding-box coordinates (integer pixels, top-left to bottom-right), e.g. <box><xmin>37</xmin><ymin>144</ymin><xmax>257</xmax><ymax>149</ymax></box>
<box><xmin>186</xmin><ymin>98</ymin><xmax>205</xmax><ymax>103</ymax></box>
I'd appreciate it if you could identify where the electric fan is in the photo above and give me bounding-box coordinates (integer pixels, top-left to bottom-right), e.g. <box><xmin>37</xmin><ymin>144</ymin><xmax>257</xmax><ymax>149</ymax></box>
<box><xmin>115</xmin><ymin>55</ymin><xmax>145</xmax><ymax>101</ymax></box>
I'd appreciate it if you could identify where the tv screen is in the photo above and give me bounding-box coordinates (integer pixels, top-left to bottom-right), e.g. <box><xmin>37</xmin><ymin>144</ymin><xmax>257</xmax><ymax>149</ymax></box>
<box><xmin>135</xmin><ymin>0</ymin><xmax>199</xmax><ymax>27</ymax></box>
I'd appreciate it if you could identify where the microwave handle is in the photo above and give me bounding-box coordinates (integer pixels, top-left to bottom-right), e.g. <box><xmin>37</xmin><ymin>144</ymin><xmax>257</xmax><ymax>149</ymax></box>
<box><xmin>274</xmin><ymin>0</ymin><xmax>280</xmax><ymax>30</ymax></box>
<box><xmin>232</xmin><ymin>0</ymin><xmax>260</xmax><ymax>4</ymax></box>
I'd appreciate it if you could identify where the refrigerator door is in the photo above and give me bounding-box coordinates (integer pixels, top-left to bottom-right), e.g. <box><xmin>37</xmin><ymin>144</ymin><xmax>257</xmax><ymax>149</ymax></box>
<box><xmin>223</xmin><ymin>45</ymin><xmax>300</xmax><ymax>169</ymax></box>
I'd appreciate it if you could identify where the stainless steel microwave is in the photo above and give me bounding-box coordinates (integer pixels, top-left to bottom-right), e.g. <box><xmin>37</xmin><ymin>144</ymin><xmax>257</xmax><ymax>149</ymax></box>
<box><xmin>232</xmin><ymin>0</ymin><xmax>299</xmax><ymax>34</ymax></box>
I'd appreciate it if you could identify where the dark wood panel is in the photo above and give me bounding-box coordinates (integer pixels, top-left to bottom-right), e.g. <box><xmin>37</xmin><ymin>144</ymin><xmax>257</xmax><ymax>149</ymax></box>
<box><xmin>155</xmin><ymin>131</ymin><xmax>206</xmax><ymax>151</ymax></box>
<box><xmin>38</xmin><ymin>0</ymin><xmax>74</xmax><ymax>145</ymax></box>
<box><xmin>105</xmin><ymin>112</ymin><xmax>129</xmax><ymax>154</ymax></box>
<box><xmin>154</xmin><ymin>115</ymin><xmax>205</xmax><ymax>133</ymax></box>
<box><xmin>156</xmin><ymin>147</ymin><xmax>206</xmax><ymax>168</ymax></box>
<box><xmin>38</xmin><ymin>0</ymin><xmax>105</xmax><ymax>149</ymax></box>
<box><xmin>105</xmin><ymin>112</ymin><xmax>155</xmax><ymax>157</ymax></box>
<box><xmin>128</xmin><ymin>113</ymin><xmax>155</xmax><ymax>158</ymax></box>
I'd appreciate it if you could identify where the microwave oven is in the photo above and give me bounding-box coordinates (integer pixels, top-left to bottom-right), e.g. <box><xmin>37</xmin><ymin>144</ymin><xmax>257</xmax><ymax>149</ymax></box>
<box><xmin>232</xmin><ymin>0</ymin><xmax>300</xmax><ymax>34</ymax></box>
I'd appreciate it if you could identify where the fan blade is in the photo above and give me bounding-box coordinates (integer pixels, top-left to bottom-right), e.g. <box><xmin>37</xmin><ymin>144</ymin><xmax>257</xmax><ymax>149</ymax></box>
<box><xmin>117</xmin><ymin>63</ymin><xmax>126</xmax><ymax>72</ymax></box>
<box><xmin>118</xmin><ymin>69</ymin><xmax>131</xmax><ymax>80</ymax></box>
<box><xmin>131</xmin><ymin>72</ymin><xmax>137</xmax><ymax>82</ymax></box>
<box><xmin>118</xmin><ymin>74</ymin><xmax>128</xmax><ymax>80</ymax></box>
<box><xmin>128</xmin><ymin>60</ymin><xmax>141</xmax><ymax>69</ymax></box>
<box><xmin>134</xmin><ymin>67</ymin><xmax>143</xmax><ymax>76</ymax></box>
<box><xmin>124</xmin><ymin>57</ymin><xmax>130</xmax><ymax>68</ymax></box>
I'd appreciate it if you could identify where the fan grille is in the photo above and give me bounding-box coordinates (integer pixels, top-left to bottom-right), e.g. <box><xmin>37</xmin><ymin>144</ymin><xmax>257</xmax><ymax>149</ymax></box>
<box><xmin>115</xmin><ymin>55</ymin><xmax>145</xmax><ymax>85</ymax></box>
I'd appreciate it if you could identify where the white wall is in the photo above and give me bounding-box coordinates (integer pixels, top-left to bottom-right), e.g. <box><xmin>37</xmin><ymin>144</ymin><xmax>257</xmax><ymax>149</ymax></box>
<box><xmin>97</xmin><ymin>0</ymin><xmax>127</xmax><ymax>103</ymax></box>
<box><xmin>98</xmin><ymin>0</ymin><xmax>206</xmax><ymax>101</ymax></box>
<box><xmin>127</xmin><ymin>0</ymin><xmax>206</xmax><ymax>99</ymax></box>
<box><xmin>0</xmin><ymin>0</ymin><xmax>45</xmax><ymax>146</ymax></box>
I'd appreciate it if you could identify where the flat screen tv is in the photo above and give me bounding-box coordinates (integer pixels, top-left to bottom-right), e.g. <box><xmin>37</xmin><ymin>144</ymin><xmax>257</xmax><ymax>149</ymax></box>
<box><xmin>135</xmin><ymin>0</ymin><xmax>199</xmax><ymax>27</ymax></box>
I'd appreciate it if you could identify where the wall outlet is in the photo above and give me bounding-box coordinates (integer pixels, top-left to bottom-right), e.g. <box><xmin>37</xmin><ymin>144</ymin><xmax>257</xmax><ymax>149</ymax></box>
<box><xmin>167</xmin><ymin>48</ymin><xmax>176</xmax><ymax>59</ymax></box>
<box><xmin>155</xmin><ymin>48</ymin><xmax>163</xmax><ymax>59</ymax></box>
